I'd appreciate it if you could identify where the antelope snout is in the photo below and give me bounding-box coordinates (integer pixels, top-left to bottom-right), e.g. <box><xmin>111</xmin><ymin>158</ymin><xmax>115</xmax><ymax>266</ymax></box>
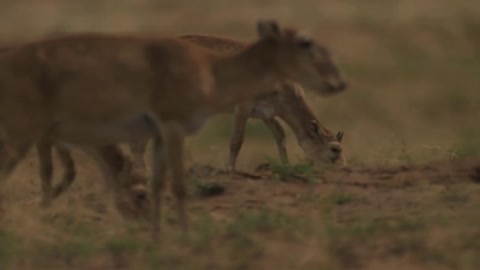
<box><xmin>327</xmin><ymin>142</ymin><xmax>343</xmax><ymax>163</ymax></box>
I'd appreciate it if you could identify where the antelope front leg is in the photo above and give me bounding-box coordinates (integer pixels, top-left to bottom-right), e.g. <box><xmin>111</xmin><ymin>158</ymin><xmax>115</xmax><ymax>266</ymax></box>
<box><xmin>36</xmin><ymin>141</ymin><xmax>54</xmax><ymax>207</ymax></box>
<box><xmin>150</xmin><ymin>126</ymin><xmax>167</xmax><ymax>242</ymax></box>
<box><xmin>164</xmin><ymin>123</ymin><xmax>188</xmax><ymax>232</ymax></box>
<box><xmin>262</xmin><ymin>118</ymin><xmax>288</xmax><ymax>164</ymax></box>
<box><xmin>51</xmin><ymin>145</ymin><xmax>76</xmax><ymax>200</ymax></box>
<box><xmin>227</xmin><ymin>103</ymin><xmax>253</xmax><ymax>172</ymax></box>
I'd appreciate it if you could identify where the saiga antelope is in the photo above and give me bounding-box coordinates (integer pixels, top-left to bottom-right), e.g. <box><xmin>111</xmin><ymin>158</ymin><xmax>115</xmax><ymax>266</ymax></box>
<box><xmin>0</xmin><ymin>20</ymin><xmax>347</xmax><ymax>241</ymax></box>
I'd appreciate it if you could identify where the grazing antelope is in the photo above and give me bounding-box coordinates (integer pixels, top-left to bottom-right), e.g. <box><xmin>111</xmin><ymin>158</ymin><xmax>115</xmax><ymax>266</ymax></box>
<box><xmin>0</xmin><ymin>20</ymin><xmax>347</xmax><ymax>241</ymax></box>
<box><xmin>226</xmin><ymin>81</ymin><xmax>345</xmax><ymax>170</ymax></box>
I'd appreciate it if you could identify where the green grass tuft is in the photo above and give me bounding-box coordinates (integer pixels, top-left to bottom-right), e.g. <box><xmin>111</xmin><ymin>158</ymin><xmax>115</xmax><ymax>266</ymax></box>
<box><xmin>267</xmin><ymin>158</ymin><xmax>317</xmax><ymax>183</ymax></box>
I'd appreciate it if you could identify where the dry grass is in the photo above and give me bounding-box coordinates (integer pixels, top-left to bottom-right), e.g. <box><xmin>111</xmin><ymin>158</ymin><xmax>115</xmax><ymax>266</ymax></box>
<box><xmin>1</xmin><ymin>1</ymin><xmax>480</xmax><ymax>269</ymax></box>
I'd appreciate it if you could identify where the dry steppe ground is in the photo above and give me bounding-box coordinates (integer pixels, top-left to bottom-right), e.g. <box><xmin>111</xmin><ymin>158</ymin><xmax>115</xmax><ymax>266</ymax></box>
<box><xmin>0</xmin><ymin>1</ymin><xmax>479</xmax><ymax>269</ymax></box>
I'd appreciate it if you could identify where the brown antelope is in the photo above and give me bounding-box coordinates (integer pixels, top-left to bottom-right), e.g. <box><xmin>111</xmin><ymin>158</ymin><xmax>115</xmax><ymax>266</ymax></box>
<box><xmin>27</xmin><ymin>35</ymin><xmax>346</xmax><ymax>202</ymax></box>
<box><xmin>0</xmin><ymin>44</ymin><xmax>150</xmax><ymax>210</ymax></box>
<box><xmin>0</xmin><ymin>20</ymin><xmax>347</xmax><ymax>241</ymax></box>
<box><xmin>128</xmin><ymin>34</ymin><xmax>345</xmax><ymax>173</ymax></box>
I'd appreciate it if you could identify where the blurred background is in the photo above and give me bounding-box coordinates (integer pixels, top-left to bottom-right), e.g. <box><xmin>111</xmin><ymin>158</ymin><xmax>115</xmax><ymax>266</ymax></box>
<box><xmin>1</xmin><ymin>0</ymin><xmax>479</xmax><ymax>169</ymax></box>
<box><xmin>1</xmin><ymin>2</ymin><xmax>479</xmax><ymax>270</ymax></box>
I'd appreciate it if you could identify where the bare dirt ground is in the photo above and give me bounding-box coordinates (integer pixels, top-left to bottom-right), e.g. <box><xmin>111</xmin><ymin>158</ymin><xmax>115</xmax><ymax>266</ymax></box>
<box><xmin>0</xmin><ymin>0</ymin><xmax>480</xmax><ymax>269</ymax></box>
<box><xmin>0</xmin><ymin>150</ymin><xmax>478</xmax><ymax>270</ymax></box>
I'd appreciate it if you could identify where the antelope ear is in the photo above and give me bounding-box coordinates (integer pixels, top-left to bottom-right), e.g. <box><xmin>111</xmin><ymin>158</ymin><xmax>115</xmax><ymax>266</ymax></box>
<box><xmin>309</xmin><ymin>120</ymin><xmax>320</xmax><ymax>136</ymax></box>
<box><xmin>257</xmin><ymin>20</ymin><xmax>282</xmax><ymax>40</ymax></box>
<box><xmin>336</xmin><ymin>131</ymin><xmax>344</xmax><ymax>142</ymax></box>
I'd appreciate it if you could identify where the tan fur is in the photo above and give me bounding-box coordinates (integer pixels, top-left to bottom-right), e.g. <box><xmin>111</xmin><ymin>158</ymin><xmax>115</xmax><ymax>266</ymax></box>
<box><xmin>129</xmin><ymin>35</ymin><xmax>346</xmax><ymax>172</ymax></box>
<box><xmin>0</xmin><ymin>20</ymin><xmax>347</xmax><ymax>241</ymax></box>
<box><xmin>226</xmin><ymin>81</ymin><xmax>345</xmax><ymax>170</ymax></box>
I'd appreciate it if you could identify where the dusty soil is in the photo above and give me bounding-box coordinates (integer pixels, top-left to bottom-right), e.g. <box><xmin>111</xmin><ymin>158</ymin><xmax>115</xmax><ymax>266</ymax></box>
<box><xmin>2</xmin><ymin>150</ymin><xmax>478</xmax><ymax>270</ymax></box>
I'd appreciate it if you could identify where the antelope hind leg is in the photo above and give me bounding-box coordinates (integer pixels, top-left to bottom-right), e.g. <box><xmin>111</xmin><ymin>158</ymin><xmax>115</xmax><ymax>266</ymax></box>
<box><xmin>262</xmin><ymin>117</ymin><xmax>288</xmax><ymax>164</ymax></box>
<box><xmin>227</xmin><ymin>103</ymin><xmax>253</xmax><ymax>172</ymax></box>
